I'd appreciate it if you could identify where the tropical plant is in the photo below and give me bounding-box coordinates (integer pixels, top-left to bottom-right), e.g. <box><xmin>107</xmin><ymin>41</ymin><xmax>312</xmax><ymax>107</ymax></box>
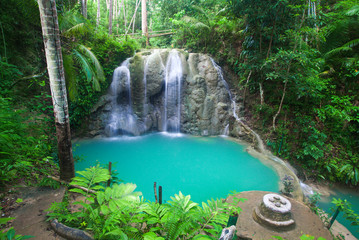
<box><xmin>331</xmin><ymin>198</ymin><xmax>359</xmax><ymax>229</ymax></box>
<box><xmin>0</xmin><ymin>217</ymin><xmax>34</xmax><ymax>240</ymax></box>
<box><xmin>47</xmin><ymin>166</ymin><xmax>244</xmax><ymax>239</ymax></box>
<box><xmin>0</xmin><ymin>97</ymin><xmax>56</xmax><ymax>189</ymax></box>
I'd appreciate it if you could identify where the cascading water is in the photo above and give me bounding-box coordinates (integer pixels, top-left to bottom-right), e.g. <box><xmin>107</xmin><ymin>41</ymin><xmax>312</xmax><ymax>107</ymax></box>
<box><xmin>143</xmin><ymin>57</ymin><xmax>149</xmax><ymax>118</ymax></box>
<box><xmin>210</xmin><ymin>59</ymin><xmax>240</xmax><ymax>121</ymax></box>
<box><xmin>97</xmin><ymin>50</ymin><xmax>233</xmax><ymax>137</ymax></box>
<box><xmin>163</xmin><ymin>50</ymin><xmax>183</xmax><ymax>133</ymax></box>
<box><xmin>210</xmin><ymin>58</ymin><xmax>266</xmax><ymax>151</ymax></box>
<box><xmin>106</xmin><ymin>59</ymin><xmax>138</xmax><ymax>136</ymax></box>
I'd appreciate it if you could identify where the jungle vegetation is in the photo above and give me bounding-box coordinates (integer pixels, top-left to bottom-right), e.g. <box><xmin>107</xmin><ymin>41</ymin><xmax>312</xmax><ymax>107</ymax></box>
<box><xmin>0</xmin><ymin>0</ymin><xmax>358</xmax><ymax>214</ymax></box>
<box><xmin>0</xmin><ymin>0</ymin><xmax>358</xmax><ymax>238</ymax></box>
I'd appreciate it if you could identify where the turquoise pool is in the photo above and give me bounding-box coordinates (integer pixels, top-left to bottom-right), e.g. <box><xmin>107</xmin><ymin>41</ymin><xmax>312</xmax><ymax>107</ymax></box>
<box><xmin>73</xmin><ymin>133</ymin><xmax>279</xmax><ymax>203</ymax></box>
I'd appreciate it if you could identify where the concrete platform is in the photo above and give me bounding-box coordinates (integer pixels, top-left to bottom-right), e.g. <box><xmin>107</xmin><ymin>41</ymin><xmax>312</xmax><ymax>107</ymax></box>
<box><xmin>226</xmin><ymin>191</ymin><xmax>333</xmax><ymax>240</ymax></box>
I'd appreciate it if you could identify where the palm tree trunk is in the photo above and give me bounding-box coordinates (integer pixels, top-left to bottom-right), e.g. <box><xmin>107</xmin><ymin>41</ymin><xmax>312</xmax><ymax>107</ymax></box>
<box><xmin>38</xmin><ymin>0</ymin><xmax>75</xmax><ymax>182</ymax></box>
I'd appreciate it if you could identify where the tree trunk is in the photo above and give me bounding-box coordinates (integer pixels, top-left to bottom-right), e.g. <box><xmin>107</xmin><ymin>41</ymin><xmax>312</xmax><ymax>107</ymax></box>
<box><xmin>82</xmin><ymin>0</ymin><xmax>88</xmax><ymax>18</ymax></box>
<box><xmin>38</xmin><ymin>0</ymin><xmax>75</xmax><ymax>181</ymax></box>
<box><xmin>96</xmin><ymin>0</ymin><xmax>100</xmax><ymax>28</ymax></box>
<box><xmin>125</xmin><ymin>0</ymin><xmax>140</xmax><ymax>35</ymax></box>
<box><xmin>141</xmin><ymin>0</ymin><xmax>149</xmax><ymax>46</ymax></box>
<box><xmin>123</xmin><ymin>0</ymin><xmax>127</xmax><ymax>32</ymax></box>
<box><xmin>109</xmin><ymin>0</ymin><xmax>113</xmax><ymax>35</ymax></box>
<box><xmin>259</xmin><ymin>82</ymin><xmax>265</xmax><ymax>109</ymax></box>
<box><xmin>242</xmin><ymin>70</ymin><xmax>252</xmax><ymax>107</ymax></box>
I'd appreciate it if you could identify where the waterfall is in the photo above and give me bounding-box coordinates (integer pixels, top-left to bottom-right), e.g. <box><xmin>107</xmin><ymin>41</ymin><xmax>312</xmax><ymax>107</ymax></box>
<box><xmin>143</xmin><ymin>57</ymin><xmax>149</xmax><ymax>118</ymax></box>
<box><xmin>210</xmin><ymin>59</ymin><xmax>240</xmax><ymax>121</ymax></box>
<box><xmin>106</xmin><ymin>59</ymin><xmax>138</xmax><ymax>136</ymax></box>
<box><xmin>210</xmin><ymin>58</ymin><xmax>266</xmax><ymax>151</ymax></box>
<box><xmin>163</xmin><ymin>50</ymin><xmax>183</xmax><ymax>133</ymax></box>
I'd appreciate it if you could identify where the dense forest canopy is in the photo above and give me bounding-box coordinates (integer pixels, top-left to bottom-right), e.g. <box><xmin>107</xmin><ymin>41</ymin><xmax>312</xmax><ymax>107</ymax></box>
<box><xmin>0</xmin><ymin>0</ymin><xmax>358</xmax><ymax>190</ymax></box>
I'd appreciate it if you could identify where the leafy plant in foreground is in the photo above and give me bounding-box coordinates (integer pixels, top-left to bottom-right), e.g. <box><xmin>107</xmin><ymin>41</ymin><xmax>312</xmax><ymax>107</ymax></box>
<box><xmin>47</xmin><ymin>166</ymin><xmax>245</xmax><ymax>239</ymax></box>
<box><xmin>0</xmin><ymin>217</ymin><xmax>34</xmax><ymax>240</ymax></box>
<box><xmin>331</xmin><ymin>198</ymin><xmax>359</xmax><ymax>230</ymax></box>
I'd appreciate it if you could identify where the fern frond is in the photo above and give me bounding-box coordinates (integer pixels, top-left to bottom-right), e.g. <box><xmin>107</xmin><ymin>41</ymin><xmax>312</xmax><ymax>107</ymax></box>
<box><xmin>111</xmin><ymin>183</ymin><xmax>142</xmax><ymax>201</ymax></box>
<box><xmin>69</xmin><ymin>165</ymin><xmax>110</xmax><ymax>195</ymax></box>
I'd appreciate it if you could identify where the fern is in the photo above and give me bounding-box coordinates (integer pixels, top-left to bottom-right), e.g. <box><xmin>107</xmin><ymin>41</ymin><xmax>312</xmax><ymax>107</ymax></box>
<box><xmin>69</xmin><ymin>165</ymin><xmax>110</xmax><ymax>196</ymax></box>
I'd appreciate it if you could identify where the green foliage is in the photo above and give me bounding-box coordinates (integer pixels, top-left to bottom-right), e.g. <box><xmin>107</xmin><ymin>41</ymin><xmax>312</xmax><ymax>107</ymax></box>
<box><xmin>0</xmin><ymin>217</ymin><xmax>34</xmax><ymax>240</ymax></box>
<box><xmin>47</xmin><ymin>166</ymin><xmax>244</xmax><ymax>239</ymax></box>
<box><xmin>0</xmin><ymin>0</ymin><xmax>43</xmax><ymax>69</ymax></box>
<box><xmin>67</xmin><ymin>32</ymin><xmax>138</xmax><ymax>129</ymax></box>
<box><xmin>69</xmin><ymin>165</ymin><xmax>110</xmax><ymax>196</ymax></box>
<box><xmin>39</xmin><ymin>177</ymin><xmax>61</xmax><ymax>190</ymax></box>
<box><xmin>331</xmin><ymin>198</ymin><xmax>359</xmax><ymax>229</ymax></box>
<box><xmin>0</xmin><ymin>97</ymin><xmax>56</xmax><ymax>189</ymax></box>
<box><xmin>0</xmin><ymin>61</ymin><xmax>23</xmax><ymax>97</ymax></box>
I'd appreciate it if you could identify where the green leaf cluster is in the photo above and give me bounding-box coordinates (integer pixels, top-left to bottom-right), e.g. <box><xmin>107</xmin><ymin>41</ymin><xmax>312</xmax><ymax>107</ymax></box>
<box><xmin>47</xmin><ymin>166</ymin><xmax>244</xmax><ymax>240</ymax></box>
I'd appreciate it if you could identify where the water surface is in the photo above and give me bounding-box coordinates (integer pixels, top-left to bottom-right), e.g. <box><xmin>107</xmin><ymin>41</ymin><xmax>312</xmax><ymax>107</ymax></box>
<box><xmin>73</xmin><ymin>133</ymin><xmax>279</xmax><ymax>203</ymax></box>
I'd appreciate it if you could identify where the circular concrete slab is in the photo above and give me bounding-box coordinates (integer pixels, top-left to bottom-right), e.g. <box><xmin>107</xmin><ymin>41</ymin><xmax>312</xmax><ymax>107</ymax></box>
<box><xmin>226</xmin><ymin>191</ymin><xmax>333</xmax><ymax>240</ymax></box>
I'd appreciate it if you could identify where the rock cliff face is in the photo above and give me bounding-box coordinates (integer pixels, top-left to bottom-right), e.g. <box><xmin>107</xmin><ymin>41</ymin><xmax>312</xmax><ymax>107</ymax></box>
<box><xmin>87</xmin><ymin>49</ymin><xmax>239</xmax><ymax>137</ymax></box>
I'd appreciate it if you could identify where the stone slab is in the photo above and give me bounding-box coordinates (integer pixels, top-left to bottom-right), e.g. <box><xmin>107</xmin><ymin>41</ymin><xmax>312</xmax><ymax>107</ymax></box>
<box><xmin>226</xmin><ymin>191</ymin><xmax>333</xmax><ymax>240</ymax></box>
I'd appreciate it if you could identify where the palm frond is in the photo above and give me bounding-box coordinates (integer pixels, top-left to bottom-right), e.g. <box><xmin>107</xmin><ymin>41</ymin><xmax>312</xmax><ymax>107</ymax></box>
<box><xmin>73</xmin><ymin>47</ymin><xmax>103</xmax><ymax>92</ymax></box>
<box><xmin>78</xmin><ymin>45</ymin><xmax>105</xmax><ymax>82</ymax></box>
<box><xmin>72</xmin><ymin>49</ymin><xmax>94</xmax><ymax>84</ymax></box>
<box><xmin>322</xmin><ymin>20</ymin><xmax>351</xmax><ymax>53</ymax></box>
<box><xmin>62</xmin><ymin>53</ymin><xmax>78</xmax><ymax>101</ymax></box>
<box><xmin>324</xmin><ymin>46</ymin><xmax>352</xmax><ymax>59</ymax></box>
<box><xmin>59</xmin><ymin>9</ymin><xmax>86</xmax><ymax>32</ymax></box>
<box><xmin>63</xmin><ymin>23</ymin><xmax>88</xmax><ymax>38</ymax></box>
<box><xmin>343</xmin><ymin>38</ymin><xmax>359</xmax><ymax>48</ymax></box>
<box><xmin>191</xmin><ymin>5</ymin><xmax>210</xmax><ymax>22</ymax></box>
<box><xmin>346</xmin><ymin>5</ymin><xmax>359</xmax><ymax>16</ymax></box>
<box><xmin>182</xmin><ymin>16</ymin><xmax>210</xmax><ymax>30</ymax></box>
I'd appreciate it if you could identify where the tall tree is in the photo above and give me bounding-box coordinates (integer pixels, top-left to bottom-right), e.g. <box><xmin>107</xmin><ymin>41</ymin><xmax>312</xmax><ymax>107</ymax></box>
<box><xmin>38</xmin><ymin>0</ymin><xmax>75</xmax><ymax>181</ymax></box>
<box><xmin>141</xmin><ymin>0</ymin><xmax>148</xmax><ymax>46</ymax></box>
<box><xmin>96</xmin><ymin>0</ymin><xmax>100</xmax><ymax>28</ymax></box>
<box><xmin>109</xmin><ymin>0</ymin><xmax>113</xmax><ymax>34</ymax></box>
<box><xmin>82</xmin><ymin>0</ymin><xmax>88</xmax><ymax>18</ymax></box>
